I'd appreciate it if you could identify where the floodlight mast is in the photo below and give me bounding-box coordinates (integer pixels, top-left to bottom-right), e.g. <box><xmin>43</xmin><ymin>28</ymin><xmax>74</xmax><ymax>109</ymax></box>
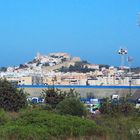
<box><xmin>118</xmin><ymin>48</ymin><xmax>127</xmax><ymax>69</ymax></box>
<box><xmin>127</xmin><ymin>56</ymin><xmax>133</xmax><ymax>96</ymax></box>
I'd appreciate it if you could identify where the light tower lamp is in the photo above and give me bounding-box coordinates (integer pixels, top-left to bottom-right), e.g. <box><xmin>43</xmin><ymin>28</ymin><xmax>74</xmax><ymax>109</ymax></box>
<box><xmin>118</xmin><ymin>48</ymin><xmax>128</xmax><ymax>70</ymax></box>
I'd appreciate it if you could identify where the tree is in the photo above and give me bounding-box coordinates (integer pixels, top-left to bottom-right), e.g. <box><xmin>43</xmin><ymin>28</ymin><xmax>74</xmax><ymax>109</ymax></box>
<box><xmin>56</xmin><ymin>98</ymin><xmax>86</xmax><ymax>117</ymax></box>
<box><xmin>63</xmin><ymin>88</ymin><xmax>80</xmax><ymax>98</ymax></box>
<box><xmin>0</xmin><ymin>67</ymin><xmax>7</xmax><ymax>72</ymax></box>
<box><xmin>99</xmin><ymin>64</ymin><xmax>110</xmax><ymax>70</ymax></box>
<box><xmin>0</xmin><ymin>79</ymin><xmax>27</xmax><ymax>111</ymax></box>
<box><xmin>99</xmin><ymin>97</ymin><xmax>136</xmax><ymax>116</ymax></box>
<box><xmin>59</xmin><ymin>62</ymin><xmax>95</xmax><ymax>73</ymax></box>
<box><xmin>19</xmin><ymin>64</ymin><xmax>28</xmax><ymax>69</ymax></box>
<box><xmin>42</xmin><ymin>88</ymin><xmax>80</xmax><ymax>109</ymax></box>
<box><xmin>42</xmin><ymin>88</ymin><xmax>65</xmax><ymax>109</ymax></box>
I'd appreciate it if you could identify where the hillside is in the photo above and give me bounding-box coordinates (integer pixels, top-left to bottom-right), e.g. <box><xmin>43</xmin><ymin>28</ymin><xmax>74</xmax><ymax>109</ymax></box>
<box><xmin>1</xmin><ymin>52</ymin><xmax>99</xmax><ymax>73</ymax></box>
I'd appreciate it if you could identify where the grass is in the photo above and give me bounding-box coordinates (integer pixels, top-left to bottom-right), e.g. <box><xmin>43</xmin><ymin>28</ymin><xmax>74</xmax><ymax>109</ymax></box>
<box><xmin>0</xmin><ymin>108</ymin><xmax>139</xmax><ymax>140</ymax></box>
<box><xmin>0</xmin><ymin>108</ymin><xmax>104</xmax><ymax>140</ymax></box>
<box><xmin>93</xmin><ymin>115</ymin><xmax>140</xmax><ymax>140</ymax></box>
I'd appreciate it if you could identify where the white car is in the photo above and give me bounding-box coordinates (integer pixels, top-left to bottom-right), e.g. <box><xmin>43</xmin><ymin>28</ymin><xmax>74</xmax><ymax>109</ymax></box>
<box><xmin>27</xmin><ymin>97</ymin><xmax>45</xmax><ymax>104</ymax></box>
<box><xmin>111</xmin><ymin>94</ymin><xmax>119</xmax><ymax>100</ymax></box>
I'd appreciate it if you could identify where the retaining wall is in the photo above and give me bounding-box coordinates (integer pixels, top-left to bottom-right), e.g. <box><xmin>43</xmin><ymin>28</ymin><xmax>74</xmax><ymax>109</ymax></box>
<box><xmin>18</xmin><ymin>85</ymin><xmax>140</xmax><ymax>99</ymax></box>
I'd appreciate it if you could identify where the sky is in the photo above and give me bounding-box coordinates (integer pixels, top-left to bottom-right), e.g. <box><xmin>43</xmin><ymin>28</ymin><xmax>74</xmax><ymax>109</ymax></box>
<box><xmin>0</xmin><ymin>0</ymin><xmax>140</xmax><ymax>67</ymax></box>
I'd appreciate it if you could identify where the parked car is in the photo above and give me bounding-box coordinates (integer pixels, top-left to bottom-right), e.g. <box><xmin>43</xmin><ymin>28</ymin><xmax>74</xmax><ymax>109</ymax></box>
<box><xmin>81</xmin><ymin>98</ymin><xmax>101</xmax><ymax>114</ymax></box>
<box><xmin>136</xmin><ymin>98</ymin><xmax>140</xmax><ymax>108</ymax></box>
<box><xmin>111</xmin><ymin>94</ymin><xmax>119</xmax><ymax>100</ymax></box>
<box><xmin>27</xmin><ymin>97</ymin><xmax>44</xmax><ymax>104</ymax></box>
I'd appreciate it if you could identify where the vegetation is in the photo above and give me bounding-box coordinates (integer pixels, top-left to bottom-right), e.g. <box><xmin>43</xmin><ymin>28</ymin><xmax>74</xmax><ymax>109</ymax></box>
<box><xmin>42</xmin><ymin>62</ymin><xmax>50</xmax><ymax>67</ymax></box>
<box><xmin>42</xmin><ymin>88</ymin><xmax>79</xmax><ymax>109</ymax></box>
<box><xmin>0</xmin><ymin>67</ymin><xmax>7</xmax><ymax>72</ymax></box>
<box><xmin>28</xmin><ymin>58</ymin><xmax>38</xmax><ymax>64</ymax></box>
<box><xmin>0</xmin><ymin>109</ymin><xmax>104</xmax><ymax>140</ymax></box>
<box><xmin>19</xmin><ymin>64</ymin><xmax>28</xmax><ymax>69</ymax></box>
<box><xmin>99</xmin><ymin>64</ymin><xmax>110</xmax><ymax>70</ymax></box>
<box><xmin>0</xmin><ymin>108</ymin><xmax>139</xmax><ymax>140</ymax></box>
<box><xmin>59</xmin><ymin>61</ymin><xmax>95</xmax><ymax>73</ymax></box>
<box><xmin>131</xmin><ymin>67</ymin><xmax>140</xmax><ymax>73</ymax></box>
<box><xmin>42</xmin><ymin>88</ymin><xmax>66</xmax><ymax>109</ymax></box>
<box><xmin>0</xmin><ymin>79</ymin><xmax>27</xmax><ymax>111</ymax></box>
<box><xmin>93</xmin><ymin>115</ymin><xmax>140</xmax><ymax>140</ymax></box>
<box><xmin>99</xmin><ymin>97</ymin><xmax>139</xmax><ymax>117</ymax></box>
<box><xmin>56</xmin><ymin>97</ymin><xmax>86</xmax><ymax>117</ymax></box>
<box><xmin>0</xmin><ymin>82</ymin><xmax>139</xmax><ymax>140</ymax></box>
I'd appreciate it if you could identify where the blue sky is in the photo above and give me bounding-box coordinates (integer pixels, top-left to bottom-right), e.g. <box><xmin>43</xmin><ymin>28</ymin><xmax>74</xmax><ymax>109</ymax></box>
<box><xmin>0</xmin><ymin>0</ymin><xmax>140</xmax><ymax>67</ymax></box>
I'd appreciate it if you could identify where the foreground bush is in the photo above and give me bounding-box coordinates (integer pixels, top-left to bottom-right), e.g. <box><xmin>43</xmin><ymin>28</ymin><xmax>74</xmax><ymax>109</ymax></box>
<box><xmin>93</xmin><ymin>115</ymin><xmax>140</xmax><ymax>140</ymax></box>
<box><xmin>0</xmin><ymin>79</ymin><xmax>27</xmax><ymax>111</ymax></box>
<box><xmin>0</xmin><ymin>109</ymin><xmax>10</xmax><ymax>125</ymax></box>
<box><xmin>0</xmin><ymin>109</ymin><xmax>139</xmax><ymax>140</ymax></box>
<box><xmin>56</xmin><ymin>97</ymin><xmax>86</xmax><ymax>117</ymax></box>
<box><xmin>0</xmin><ymin>109</ymin><xmax>104</xmax><ymax>140</ymax></box>
<box><xmin>99</xmin><ymin>98</ymin><xmax>137</xmax><ymax>116</ymax></box>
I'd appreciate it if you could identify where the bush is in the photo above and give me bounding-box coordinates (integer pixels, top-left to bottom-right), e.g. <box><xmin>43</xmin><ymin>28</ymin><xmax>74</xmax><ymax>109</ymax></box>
<box><xmin>42</xmin><ymin>88</ymin><xmax>80</xmax><ymax>109</ymax></box>
<box><xmin>0</xmin><ymin>79</ymin><xmax>27</xmax><ymax>111</ymax></box>
<box><xmin>56</xmin><ymin>98</ymin><xmax>86</xmax><ymax>117</ymax></box>
<box><xmin>0</xmin><ymin>108</ymin><xmax>139</xmax><ymax>140</ymax></box>
<box><xmin>40</xmin><ymin>104</ymin><xmax>53</xmax><ymax>111</ymax></box>
<box><xmin>99</xmin><ymin>98</ymin><xmax>137</xmax><ymax>116</ymax></box>
<box><xmin>0</xmin><ymin>109</ymin><xmax>103</xmax><ymax>140</ymax></box>
<box><xmin>42</xmin><ymin>88</ymin><xmax>65</xmax><ymax>109</ymax></box>
<box><xmin>0</xmin><ymin>109</ymin><xmax>10</xmax><ymax>125</ymax></box>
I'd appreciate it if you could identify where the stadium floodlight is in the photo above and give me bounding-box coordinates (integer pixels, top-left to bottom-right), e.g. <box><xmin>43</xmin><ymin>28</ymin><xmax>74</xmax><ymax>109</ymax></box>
<box><xmin>118</xmin><ymin>48</ymin><xmax>127</xmax><ymax>55</ymax></box>
<box><xmin>118</xmin><ymin>48</ymin><xmax>128</xmax><ymax>69</ymax></box>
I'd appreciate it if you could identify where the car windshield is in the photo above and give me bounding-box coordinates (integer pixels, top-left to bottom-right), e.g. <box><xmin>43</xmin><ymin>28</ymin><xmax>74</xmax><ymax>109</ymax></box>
<box><xmin>137</xmin><ymin>100</ymin><xmax>140</xmax><ymax>103</ymax></box>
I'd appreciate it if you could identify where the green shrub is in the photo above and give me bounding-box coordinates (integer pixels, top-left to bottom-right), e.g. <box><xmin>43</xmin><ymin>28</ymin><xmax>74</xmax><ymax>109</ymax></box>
<box><xmin>99</xmin><ymin>98</ymin><xmax>137</xmax><ymax>116</ymax></box>
<box><xmin>39</xmin><ymin>104</ymin><xmax>53</xmax><ymax>111</ymax></box>
<box><xmin>42</xmin><ymin>88</ymin><xmax>80</xmax><ymax>109</ymax></box>
<box><xmin>0</xmin><ymin>109</ymin><xmax>139</xmax><ymax>140</ymax></box>
<box><xmin>0</xmin><ymin>109</ymin><xmax>103</xmax><ymax>140</ymax></box>
<box><xmin>42</xmin><ymin>88</ymin><xmax>65</xmax><ymax>109</ymax></box>
<box><xmin>93</xmin><ymin>115</ymin><xmax>140</xmax><ymax>140</ymax></box>
<box><xmin>56</xmin><ymin>98</ymin><xmax>86</xmax><ymax>117</ymax></box>
<box><xmin>0</xmin><ymin>109</ymin><xmax>10</xmax><ymax>125</ymax></box>
<box><xmin>0</xmin><ymin>79</ymin><xmax>27</xmax><ymax>111</ymax></box>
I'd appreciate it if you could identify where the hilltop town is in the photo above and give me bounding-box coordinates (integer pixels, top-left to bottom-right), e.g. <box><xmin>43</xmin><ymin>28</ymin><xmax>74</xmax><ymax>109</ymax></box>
<box><xmin>0</xmin><ymin>52</ymin><xmax>140</xmax><ymax>86</ymax></box>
